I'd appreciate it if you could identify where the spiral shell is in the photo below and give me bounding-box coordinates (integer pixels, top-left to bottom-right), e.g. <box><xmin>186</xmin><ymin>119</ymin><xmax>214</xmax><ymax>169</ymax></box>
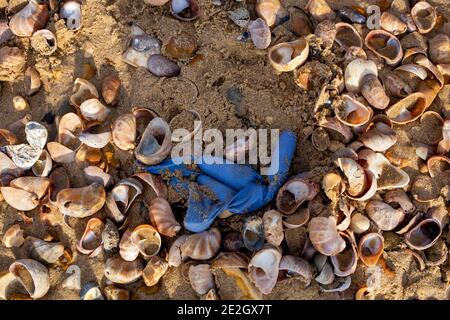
<box><xmin>149</xmin><ymin>197</ymin><xmax>181</xmax><ymax>237</ymax></box>
<box><xmin>181</xmin><ymin>228</ymin><xmax>221</xmax><ymax>260</ymax></box>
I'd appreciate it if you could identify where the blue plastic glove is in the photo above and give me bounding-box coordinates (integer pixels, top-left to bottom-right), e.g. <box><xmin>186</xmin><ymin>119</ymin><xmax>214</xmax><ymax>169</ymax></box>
<box><xmin>147</xmin><ymin>130</ymin><xmax>297</xmax><ymax>232</ymax></box>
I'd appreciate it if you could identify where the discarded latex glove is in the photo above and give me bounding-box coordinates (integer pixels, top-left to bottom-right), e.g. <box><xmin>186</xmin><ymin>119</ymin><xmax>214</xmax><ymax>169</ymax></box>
<box><xmin>147</xmin><ymin>130</ymin><xmax>297</xmax><ymax>232</ymax></box>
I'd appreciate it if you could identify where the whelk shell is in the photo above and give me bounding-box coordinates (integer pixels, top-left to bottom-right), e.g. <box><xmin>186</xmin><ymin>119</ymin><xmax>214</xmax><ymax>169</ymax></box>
<box><xmin>366</xmin><ymin>200</ymin><xmax>404</xmax><ymax>231</ymax></box>
<box><xmin>105</xmin><ymin>178</ymin><xmax>143</xmax><ymax>224</ymax></box>
<box><xmin>104</xmin><ymin>256</ymin><xmax>144</xmax><ymax>284</ymax></box>
<box><xmin>385</xmin><ymin>92</ymin><xmax>427</xmax><ymax>124</ymax></box>
<box><xmin>248</xmin><ymin>245</ymin><xmax>282</xmax><ymax>295</ymax></box>
<box><xmin>130</xmin><ymin>224</ymin><xmax>162</xmax><ymax>259</ymax></box>
<box><xmin>77</xmin><ymin>218</ymin><xmax>104</xmax><ymax>256</ymax></box>
<box><xmin>358</xmin><ymin>233</ymin><xmax>384</xmax><ymax>266</ymax></box>
<box><xmin>268</xmin><ymin>39</ymin><xmax>309</xmax><ymax>72</ymax></box>
<box><xmin>135</xmin><ymin>117</ymin><xmax>172</xmax><ymax>165</ymax></box>
<box><xmin>411</xmin><ymin>1</ymin><xmax>437</xmax><ymax>34</ymax></box>
<box><xmin>365</xmin><ymin>30</ymin><xmax>403</xmax><ymax>65</ymax></box>
<box><xmin>60</xmin><ymin>0</ymin><xmax>82</xmax><ymax>30</ymax></box>
<box><xmin>168</xmin><ymin>234</ymin><xmax>189</xmax><ymax>267</ymax></box>
<box><xmin>9</xmin><ymin>0</ymin><xmax>49</xmax><ymax>37</ymax></box>
<box><xmin>142</xmin><ymin>256</ymin><xmax>168</xmax><ymax>287</ymax></box>
<box><xmin>276</xmin><ymin>177</ymin><xmax>317</xmax><ymax>215</ymax></box>
<box><xmin>2</xmin><ymin>224</ymin><xmax>24</xmax><ymax>248</ymax></box>
<box><xmin>9</xmin><ymin>259</ymin><xmax>50</xmax><ymax>299</ymax></box>
<box><xmin>181</xmin><ymin>228</ymin><xmax>221</xmax><ymax>260</ymax></box>
<box><xmin>119</xmin><ymin>230</ymin><xmax>140</xmax><ymax>262</ymax></box>
<box><xmin>149</xmin><ymin>197</ymin><xmax>181</xmax><ymax>237</ymax></box>
<box><xmin>188</xmin><ymin>264</ymin><xmax>215</xmax><ymax>295</ymax></box>
<box><xmin>404</xmin><ymin>208</ymin><xmax>444</xmax><ymax>251</ymax></box>
<box><xmin>308</xmin><ymin>216</ymin><xmax>346</xmax><ymax>256</ymax></box>
<box><xmin>56</xmin><ymin>183</ymin><xmax>106</xmax><ymax>218</ymax></box>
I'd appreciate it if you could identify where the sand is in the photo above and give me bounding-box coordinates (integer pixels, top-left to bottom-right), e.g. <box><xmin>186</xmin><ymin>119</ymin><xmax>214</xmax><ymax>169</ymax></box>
<box><xmin>0</xmin><ymin>0</ymin><xmax>449</xmax><ymax>300</ymax></box>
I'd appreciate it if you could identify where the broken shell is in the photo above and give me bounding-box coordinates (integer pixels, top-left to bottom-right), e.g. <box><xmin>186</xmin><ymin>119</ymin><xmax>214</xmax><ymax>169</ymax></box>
<box><xmin>188</xmin><ymin>264</ymin><xmax>215</xmax><ymax>295</ymax></box>
<box><xmin>135</xmin><ymin>117</ymin><xmax>172</xmax><ymax>165</ymax></box>
<box><xmin>105</xmin><ymin>178</ymin><xmax>143</xmax><ymax>224</ymax></box>
<box><xmin>170</xmin><ymin>0</ymin><xmax>200</xmax><ymax>22</ymax></box>
<box><xmin>411</xmin><ymin>1</ymin><xmax>436</xmax><ymax>34</ymax></box>
<box><xmin>9</xmin><ymin>0</ymin><xmax>50</xmax><ymax>37</ymax></box>
<box><xmin>168</xmin><ymin>234</ymin><xmax>189</xmax><ymax>267</ymax></box>
<box><xmin>30</xmin><ymin>29</ymin><xmax>57</xmax><ymax>56</ymax></box>
<box><xmin>384</xmin><ymin>189</ymin><xmax>415</xmax><ymax>214</ymax></box>
<box><xmin>79</xmin><ymin>131</ymin><xmax>111</xmax><ymax>149</ymax></box>
<box><xmin>104</xmin><ymin>285</ymin><xmax>129</xmax><ymax>300</ymax></box>
<box><xmin>311</xmin><ymin>127</ymin><xmax>330</xmax><ymax>151</ymax></box>
<box><xmin>24</xmin><ymin>66</ymin><xmax>41</xmax><ymax>95</ymax></box>
<box><xmin>79</xmin><ymin>98</ymin><xmax>110</xmax><ymax>124</ymax></box>
<box><xmin>314</xmin><ymin>20</ymin><xmax>337</xmax><ymax>48</ymax></box>
<box><xmin>359</xmin><ymin>116</ymin><xmax>397</xmax><ymax>152</ymax></box>
<box><xmin>366</xmin><ymin>200</ymin><xmax>404</xmax><ymax>231</ymax></box>
<box><xmin>62</xmin><ymin>265</ymin><xmax>81</xmax><ymax>291</ymax></box>
<box><xmin>58</xmin><ymin>112</ymin><xmax>84</xmax><ymax>150</ymax></box>
<box><xmin>111</xmin><ymin>113</ymin><xmax>136</xmax><ymax>151</ymax></box>
<box><xmin>123</xmin><ymin>27</ymin><xmax>161</xmax><ymax>68</ymax></box>
<box><xmin>23</xmin><ymin>236</ymin><xmax>64</xmax><ymax>264</ymax></box>
<box><xmin>322</xmin><ymin>172</ymin><xmax>345</xmax><ymax>202</ymax></box>
<box><xmin>350</xmin><ymin>212</ymin><xmax>370</xmax><ymax>234</ymax></box>
<box><xmin>147</xmin><ymin>54</ymin><xmax>180</xmax><ymax>77</ymax></box>
<box><xmin>315</xmin><ymin>260</ymin><xmax>334</xmax><ymax>285</ymax></box>
<box><xmin>77</xmin><ymin>218</ymin><xmax>104</xmax><ymax>256</ymax></box>
<box><xmin>289</xmin><ymin>6</ymin><xmax>312</xmax><ymax>37</ymax></box>
<box><xmin>276</xmin><ymin>177</ymin><xmax>317</xmax><ymax>215</ymax></box>
<box><xmin>46</xmin><ymin>142</ymin><xmax>75</xmax><ymax>163</ymax></box>
<box><xmin>383</xmin><ymin>71</ymin><xmax>412</xmax><ymax>97</ymax></box>
<box><xmin>262</xmin><ymin>210</ymin><xmax>283</xmax><ymax>247</ymax></box>
<box><xmin>3</xmin><ymin>144</ymin><xmax>42</xmax><ymax>170</ymax></box>
<box><xmin>380</xmin><ymin>11</ymin><xmax>407</xmax><ymax>35</ymax></box>
<box><xmin>80</xmin><ymin>282</ymin><xmax>104</xmax><ymax>300</ymax></box>
<box><xmin>149</xmin><ymin>197</ymin><xmax>181</xmax><ymax>237</ymax></box>
<box><xmin>102</xmin><ymin>219</ymin><xmax>120</xmax><ymax>253</ymax></box>
<box><xmin>83</xmin><ymin>166</ymin><xmax>113</xmax><ymax>188</ymax></box>
<box><xmin>365</xmin><ymin>30</ymin><xmax>403</xmax><ymax>65</ymax></box>
<box><xmin>405</xmin><ymin>213</ymin><xmax>443</xmax><ymax>251</ymax></box>
<box><xmin>181</xmin><ymin>228</ymin><xmax>221</xmax><ymax>260</ymax></box>
<box><xmin>130</xmin><ymin>224</ymin><xmax>162</xmax><ymax>259</ymax></box>
<box><xmin>358</xmin><ymin>233</ymin><xmax>384</xmax><ymax>266</ymax></box>
<box><xmin>360</xmin><ymin>74</ymin><xmax>390</xmax><ymax>110</ymax></box>
<box><xmin>279</xmin><ymin>255</ymin><xmax>313</xmax><ymax>285</ymax></box>
<box><xmin>438</xmin><ymin>120</ymin><xmax>450</xmax><ymax>155</ymax></box>
<box><xmin>101</xmin><ymin>75</ymin><xmax>121</xmax><ymax>106</ymax></box>
<box><xmin>318</xmin><ymin>117</ymin><xmax>354</xmax><ymax>144</ymax></box>
<box><xmin>334</xmin><ymin>22</ymin><xmax>363</xmax><ymax>51</ymax></box>
<box><xmin>119</xmin><ymin>230</ymin><xmax>140</xmax><ymax>261</ymax></box>
<box><xmin>396</xmin><ymin>63</ymin><xmax>428</xmax><ymax>80</ymax></box>
<box><xmin>268</xmin><ymin>39</ymin><xmax>309</xmax><ymax>72</ymax></box>
<box><xmin>335</xmin><ymin>94</ymin><xmax>372</xmax><ymax>127</ymax></box>
<box><xmin>248</xmin><ymin>245</ymin><xmax>282</xmax><ymax>295</ymax></box>
<box><xmin>308</xmin><ymin>216</ymin><xmax>346</xmax><ymax>256</ymax></box>
<box><xmin>255</xmin><ymin>0</ymin><xmax>282</xmax><ymax>27</ymax></box>
<box><xmin>0</xmin><ymin>47</ymin><xmax>26</xmax><ymax>82</ymax></box>
<box><xmin>56</xmin><ymin>183</ymin><xmax>106</xmax><ymax>218</ymax></box>
<box><xmin>9</xmin><ymin>259</ymin><xmax>50</xmax><ymax>299</ymax></box>
<box><xmin>142</xmin><ymin>256</ymin><xmax>168</xmax><ymax>287</ymax></box>
<box><xmin>2</xmin><ymin>224</ymin><xmax>24</xmax><ymax>248</ymax></box>
<box><xmin>344</xmin><ymin>58</ymin><xmax>378</xmax><ymax>92</ymax></box>
<box><xmin>0</xmin><ymin>186</ymin><xmax>39</xmax><ymax>211</ymax></box>
<box><xmin>70</xmin><ymin>78</ymin><xmax>99</xmax><ymax>109</ymax></box>
<box><xmin>48</xmin><ymin>166</ymin><xmax>70</xmax><ymax>204</ymax></box>
<box><xmin>104</xmin><ymin>256</ymin><xmax>144</xmax><ymax>284</ymax></box>
<box><xmin>248</xmin><ymin>18</ymin><xmax>271</xmax><ymax>50</ymax></box>
<box><xmin>428</xmin><ymin>34</ymin><xmax>450</xmax><ymax>65</ymax></box>
<box><xmin>60</xmin><ymin>0</ymin><xmax>82</xmax><ymax>30</ymax></box>
<box><xmin>336</xmin><ymin>158</ymin><xmax>374</xmax><ymax>199</ymax></box>
<box><xmin>330</xmin><ymin>232</ymin><xmax>357</xmax><ymax>277</ymax></box>
<box><xmin>211</xmin><ymin>252</ymin><xmax>249</xmax><ymax>269</ymax></box>
<box><xmin>13</xmin><ymin>96</ymin><xmax>30</xmax><ymax>111</ymax></box>
<box><xmin>10</xmin><ymin>176</ymin><xmax>49</xmax><ymax>199</ymax></box>
<box><xmin>25</xmin><ymin>121</ymin><xmax>47</xmax><ymax>150</ymax></box>
<box><xmin>134</xmin><ymin>172</ymin><xmax>167</xmax><ymax>199</ymax></box>
<box><xmin>386</xmin><ymin>92</ymin><xmax>427</xmax><ymax>124</ymax></box>
<box><xmin>305</xmin><ymin>0</ymin><xmax>334</xmax><ymax>22</ymax></box>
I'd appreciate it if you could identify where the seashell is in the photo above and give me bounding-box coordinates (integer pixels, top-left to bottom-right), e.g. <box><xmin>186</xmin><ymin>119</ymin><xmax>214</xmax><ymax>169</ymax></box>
<box><xmin>359</xmin><ymin>117</ymin><xmax>397</xmax><ymax>152</ymax></box>
<box><xmin>181</xmin><ymin>228</ymin><xmax>221</xmax><ymax>260</ymax></box>
<box><xmin>358</xmin><ymin>149</ymin><xmax>410</xmax><ymax>190</ymax></box>
<box><xmin>188</xmin><ymin>264</ymin><xmax>215</xmax><ymax>295</ymax></box>
<box><xmin>9</xmin><ymin>259</ymin><xmax>50</xmax><ymax>299</ymax></box>
<box><xmin>104</xmin><ymin>256</ymin><xmax>144</xmax><ymax>284</ymax></box>
<box><xmin>149</xmin><ymin>197</ymin><xmax>181</xmax><ymax>237</ymax></box>
<box><xmin>70</xmin><ymin>78</ymin><xmax>99</xmax><ymax>109</ymax></box>
<box><xmin>428</xmin><ymin>34</ymin><xmax>450</xmax><ymax>65</ymax></box>
<box><xmin>30</xmin><ymin>29</ymin><xmax>57</xmax><ymax>56</ymax></box>
<box><xmin>13</xmin><ymin>96</ymin><xmax>30</xmax><ymax>111</ymax></box>
<box><xmin>255</xmin><ymin>0</ymin><xmax>282</xmax><ymax>27</ymax></box>
<box><xmin>411</xmin><ymin>1</ymin><xmax>436</xmax><ymax>34</ymax></box>
<box><xmin>228</xmin><ymin>7</ymin><xmax>250</xmax><ymax>29</ymax></box>
<box><xmin>344</xmin><ymin>58</ymin><xmax>378</xmax><ymax>92</ymax></box>
<box><xmin>58</xmin><ymin>112</ymin><xmax>84</xmax><ymax>149</ymax></box>
<box><xmin>320</xmin><ymin>276</ymin><xmax>351</xmax><ymax>293</ymax></box>
<box><xmin>80</xmin><ymin>282</ymin><xmax>104</xmax><ymax>300</ymax></box>
<box><xmin>268</xmin><ymin>39</ymin><xmax>309</xmax><ymax>72</ymax></box>
<box><xmin>2</xmin><ymin>144</ymin><xmax>42</xmax><ymax>170</ymax></box>
<box><xmin>358</xmin><ymin>233</ymin><xmax>384</xmax><ymax>266</ymax></box>
<box><xmin>101</xmin><ymin>75</ymin><xmax>121</xmax><ymax>106</ymax></box>
<box><xmin>384</xmin><ymin>189</ymin><xmax>415</xmax><ymax>215</ymax></box>
<box><xmin>0</xmin><ymin>186</ymin><xmax>39</xmax><ymax>211</ymax></box>
<box><xmin>330</xmin><ymin>231</ymin><xmax>357</xmax><ymax>277</ymax></box>
<box><xmin>335</xmin><ymin>198</ymin><xmax>353</xmax><ymax>231</ymax></box>
<box><xmin>170</xmin><ymin>0</ymin><xmax>200</xmax><ymax>22</ymax></box>
<box><xmin>338</xmin><ymin>6</ymin><xmax>366</xmax><ymax>24</ymax></box>
<box><xmin>78</xmin><ymin>131</ymin><xmax>111</xmax><ymax>149</ymax></box>
<box><xmin>380</xmin><ymin>12</ymin><xmax>407</xmax><ymax>35</ymax></box>
<box><xmin>305</xmin><ymin>0</ymin><xmax>334</xmax><ymax>22</ymax></box>
<box><xmin>105</xmin><ymin>178</ymin><xmax>143</xmax><ymax>224</ymax></box>
<box><xmin>396</xmin><ymin>63</ymin><xmax>427</xmax><ymax>80</ymax></box>
<box><xmin>308</xmin><ymin>216</ymin><xmax>346</xmax><ymax>256</ymax></box>
<box><xmin>111</xmin><ymin>113</ymin><xmax>136</xmax><ymax>151</ymax></box>
<box><xmin>9</xmin><ymin>0</ymin><xmax>49</xmax><ymax>37</ymax></box>
<box><xmin>135</xmin><ymin>117</ymin><xmax>172</xmax><ymax>165</ymax></box>
<box><xmin>248</xmin><ymin>18</ymin><xmax>271</xmax><ymax>50</ymax></box>
<box><xmin>24</xmin><ymin>66</ymin><xmax>41</xmax><ymax>95</ymax></box>
<box><xmin>336</xmin><ymin>157</ymin><xmax>376</xmax><ymax>200</ymax></box>
<box><xmin>119</xmin><ymin>230</ymin><xmax>140</xmax><ymax>261</ymax></box>
<box><xmin>311</xmin><ymin>127</ymin><xmax>330</xmax><ymax>151</ymax></box>
<box><xmin>438</xmin><ymin>120</ymin><xmax>450</xmax><ymax>155</ymax></box>
<box><xmin>60</xmin><ymin>0</ymin><xmax>82</xmax><ymax>30</ymax></box>
<box><xmin>404</xmin><ymin>208</ymin><xmax>444</xmax><ymax>251</ymax></box>
<box><xmin>248</xmin><ymin>245</ymin><xmax>282</xmax><ymax>295</ymax></box>
<box><xmin>276</xmin><ymin>177</ymin><xmax>317</xmax><ymax>215</ymax></box>
<box><xmin>365</xmin><ymin>200</ymin><xmax>404</xmax><ymax>231</ymax></box>
<box><xmin>9</xmin><ymin>176</ymin><xmax>49</xmax><ymax>200</ymax></box>
<box><xmin>104</xmin><ymin>285</ymin><xmax>129</xmax><ymax>300</ymax></box>
<box><xmin>48</xmin><ymin>166</ymin><xmax>70</xmax><ymax>204</ymax></box>
<box><xmin>142</xmin><ymin>256</ymin><xmax>168</xmax><ymax>287</ymax></box>
<box><xmin>134</xmin><ymin>172</ymin><xmax>167</xmax><ymax>199</ymax></box>
<box><xmin>79</xmin><ymin>98</ymin><xmax>110</xmax><ymax>124</ymax></box>
<box><xmin>23</xmin><ymin>236</ymin><xmax>64</xmax><ymax>264</ymax></box>
<box><xmin>262</xmin><ymin>210</ymin><xmax>283</xmax><ymax>247</ymax></box>
<box><xmin>279</xmin><ymin>255</ymin><xmax>313</xmax><ymax>285</ymax></box>
<box><xmin>385</xmin><ymin>92</ymin><xmax>427</xmax><ymax>124</ymax></box>
<box><xmin>318</xmin><ymin>117</ymin><xmax>353</xmax><ymax>144</ymax></box>
<box><xmin>123</xmin><ymin>26</ymin><xmax>161</xmax><ymax>69</ymax></box>
<box><xmin>289</xmin><ymin>6</ymin><xmax>312</xmax><ymax>37</ymax></box>
<box><xmin>77</xmin><ymin>218</ymin><xmax>104</xmax><ymax>256</ymax></box>
<box><xmin>315</xmin><ymin>260</ymin><xmax>334</xmax><ymax>285</ymax></box>
<box><xmin>147</xmin><ymin>54</ymin><xmax>180</xmax><ymax>77</ymax></box>
<box><xmin>211</xmin><ymin>252</ymin><xmax>249</xmax><ymax>269</ymax></box>
<box><xmin>61</xmin><ymin>265</ymin><xmax>81</xmax><ymax>291</ymax></box>
<box><xmin>314</xmin><ymin>20</ymin><xmax>336</xmax><ymax>49</ymax></box>
<box><xmin>46</xmin><ymin>142</ymin><xmax>75</xmax><ymax>163</ymax></box>
<box><xmin>24</xmin><ymin>121</ymin><xmax>47</xmax><ymax>150</ymax></box>
<box><xmin>101</xmin><ymin>219</ymin><xmax>120</xmax><ymax>253</ymax></box>
<box><xmin>0</xmin><ymin>20</ymin><xmax>12</xmax><ymax>45</ymax></box>
<box><xmin>382</xmin><ymin>71</ymin><xmax>412</xmax><ymax>97</ymax></box>
<box><xmin>334</xmin><ymin>22</ymin><xmax>362</xmax><ymax>51</ymax></box>
<box><xmin>365</xmin><ymin>30</ymin><xmax>403</xmax><ymax>65</ymax></box>
<box><xmin>0</xmin><ymin>47</ymin><xmax>27</xmax><ymax>82</ymax></box>
<box><xmin>350</xmin><ymin>213</ymin><xmax>370</xmax><ymax>234</ymax></box>
<box><xmin>83</xmin><ymin>166</ymin><xmax>113</xmax><ymax>188</ymax></box>
<box><xmin>335</xmin><ymin>94</ymin><xmax>372</xmax><ymax>127</ymax></box>
<box><xmin>322</xmin><ymin>172</ymin><xmax>345</xmax><ymax>202</ymax></box>
<box><xmin>56</xmin><ymin>183</ymin><xmax>106</xmax><ymax>218</ymax></box>
<box><xmin>2</xmin><ymin>224</ymin><xmax>24</xmax><ymax>248</ymax></box>
<box><xmin>168</xmin><ymin>234</ymin><xmax>189</xmax><ymax>267</ymax></box>
<box><xmin>165</xmin><ymin>30</ymin><xmax>198</xmax><ymax>59</ymax></box>
<box><xmin>130</xmin><ymin>224</ymin><xmax>162</xmax><ymax>259</ymax></box>
<box><xmin>360</xmin><ymin>74</ymin><xmax>390</xmax><ymax>110</ymax></box>
<box><xmin>437</xmin><ymin>64</ymin><xmax>450</xmax><ymax>84</ymax></box>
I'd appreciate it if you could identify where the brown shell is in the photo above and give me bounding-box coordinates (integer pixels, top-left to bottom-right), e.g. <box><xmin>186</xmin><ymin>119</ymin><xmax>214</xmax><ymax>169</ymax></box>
<box><xmin>56</xmin><ymin>183</ymin><xmax>106</xmax><ymax>218</ymax></box>
<box><xmin>148</xmin><ymin>197</ymin><xmax>181</xmax><ymax>237</ymax></box>
<box><xmin>104</xmin><ymin>256</ymin><xmax>144</xmax><ymax>284</ymax></box>
<box><xmin>181</xmin><ymin>228</ymin><xmax>221</xmax><ymax>260</ymax></box>
<box><xmin>307</xmin><ymin>216</ymin><xmax>346</xmax><ymax>256</ymax></box>
<box><xmin>358</xmin><ymin>233</ymin><xmax>384</xmax><ymax>266</ymax></box>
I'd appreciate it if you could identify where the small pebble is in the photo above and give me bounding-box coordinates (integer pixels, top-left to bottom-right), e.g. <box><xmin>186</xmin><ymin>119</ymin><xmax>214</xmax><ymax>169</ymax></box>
<box><xmin>13</xmin><ymin>96</ymin><xmax>29</xmax><ymax>111</ymax></box>
<box><xmin>165</xmin><ymin>32</ymin><xmax>198</xmax><ymax>59</ymax></box>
